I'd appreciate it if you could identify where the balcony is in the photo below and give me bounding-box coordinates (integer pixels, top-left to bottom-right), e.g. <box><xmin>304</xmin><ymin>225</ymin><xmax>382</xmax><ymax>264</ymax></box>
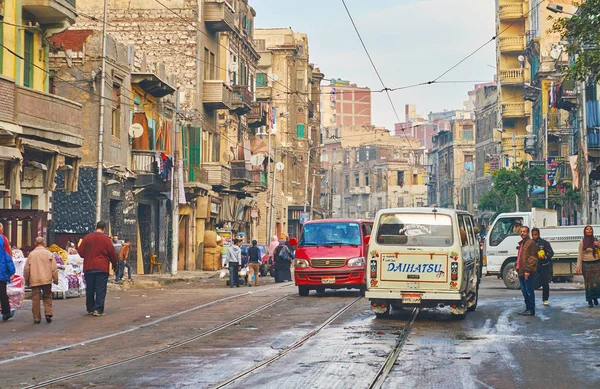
<box><xmin>558</xmin><ymin>79</ymin><xmax>578</xmax><ymax>111</ymax></box>
<box><xmin>230</xmin><ymin>161</ymin><xmax>252</xmax><ymax>188</ymax></box>
<box><xmin>247</xmin><ymin>103</ymin><xmax>266</xmax><ymax>127</ymax></box>
<box><xmin>201</xmin><ymin>163</ymin><xmax>231</xmax><ymax>189</ymax></box>
<box><xmin>256</xmin><ymin>85</ymin><xmax>272</xmax><ymax>100</ymax></box>
<box><xmin>502</xmin><ymin>102</ymin><xmax>530</xmax><ymax>118</ymax></box>
<box><xmin>499</xmin><ymin>35</ymin><xmax>525</xmax><ymax>53</ymax></box>
<box><xmin>204</xmin><ymin>0</ymin><xmax>235</xmax><ymax>32</ymax></box>
<box><xmin>231</xmin><ymin>85</ymin><xmax>253</xmax><ymax>114</ymax></box>
<box><xmin>589</xmin><ymin>129</ymin><xmax>600</xmax><ymax>149</ymax></box>
<box><xmin>499</xmin><ymin>68</ymin><xmax>529</xmax><ymax>85</ymax></box>
<box><xmin>15</xmin><ymin>84</ymin><xmax>82</xmax><ymax>146</ymax></box>
<box><xmin>349</xmin><ymin>186</ymin><xmax>371</xmax><ymax>195</ymax></box>
<box><xmin>203</xmin><ymin>80</ymin><xmax>233</xmax><ymax>110</ymax></box>
<box><xmin>22</xmin><ymin>0</ymin><xmax>77</xmax><ymax>25</ymax></box>
<box><xmin>250</xmin><ymin>170</ymin><xmax>268</xmax><ymax>190</ymax></box>
<box><xmin>131</xmin><ymin>150</ymin><xmax>158</xmax><ymax>173</ymax></box>
<box><xmin>498</xmin><ymin>2</ymin><xmax>524</xmax><ymax>20</ymax></box>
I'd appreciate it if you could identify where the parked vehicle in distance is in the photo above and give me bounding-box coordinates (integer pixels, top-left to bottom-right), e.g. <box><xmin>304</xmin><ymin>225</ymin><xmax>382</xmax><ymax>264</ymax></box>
<box><xmin>290</xmin><ymin>219</ymin><xmax>373</xmax><ymax>296</ymax></box>
<box><xmin>366</xmin><ymin>208</ymin><xmax>480</xmax><ymax>319</ymax></box>
<box><xmin>484</xmin><ymin>208</ymin><xmax>600</xmax><ymax>289</ymax></box>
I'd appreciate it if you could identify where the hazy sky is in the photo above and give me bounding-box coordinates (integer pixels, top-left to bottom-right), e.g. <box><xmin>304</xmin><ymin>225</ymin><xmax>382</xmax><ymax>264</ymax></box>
<box><xmin>251</xmin><ymin>0</ymin><xmax>496</xmax><ymax>130</ymax></box>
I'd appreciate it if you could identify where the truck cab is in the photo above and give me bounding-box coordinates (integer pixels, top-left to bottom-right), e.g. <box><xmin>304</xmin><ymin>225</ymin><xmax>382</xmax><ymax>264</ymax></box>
<box><xmin>291</xmin><ymin>219</ymin><xmax>372</xmax><ymax>296</ymax></box>
<box><xmin>366</xmin><ymin>208</ymin><xmax>480</xmax><ymax>319</ymax></box>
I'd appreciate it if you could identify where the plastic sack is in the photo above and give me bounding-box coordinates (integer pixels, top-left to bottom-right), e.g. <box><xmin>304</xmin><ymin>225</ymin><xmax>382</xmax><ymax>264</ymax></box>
<box><xmin>239</xmin><ymin>266</ymin><xmax>248</xmax><ymax>277</ymax></box>
<box><xmin>219</xmin><ymin>269</ymin><xmax>229</xmax><ymax>279</ymax></box>
<box><xmin>6</xmin><ymin>275</ymin><xmax>25</xmax><ymax>310</ymax></box>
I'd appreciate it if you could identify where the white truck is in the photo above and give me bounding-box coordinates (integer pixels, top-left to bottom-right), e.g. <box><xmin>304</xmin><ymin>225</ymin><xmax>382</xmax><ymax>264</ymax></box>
<box><xmin>484</xmin><ymin>208</ymin><xmax>599</xmax><ymax>289</ymax></box>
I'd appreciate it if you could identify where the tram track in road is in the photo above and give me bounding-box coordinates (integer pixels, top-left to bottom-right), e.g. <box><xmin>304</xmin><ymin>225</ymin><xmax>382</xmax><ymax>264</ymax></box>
<box><xmin>0</xmin><ymin>282</ymin><xmax>294</xmax><ymax>367</ymax></box>
<box><xmin>20</xmin><ymin>292</ymin><xmax>295</xmax><ymax>389</ymax></box>
<box><xmin>368</xmin><ymin>308</ymin><xmax>420</xmax><ymax>389</ymax></box>
<box><xmin>209</xmin><ymin>296</ymin><xmax>364</xmax><ymax>389</ymax></box>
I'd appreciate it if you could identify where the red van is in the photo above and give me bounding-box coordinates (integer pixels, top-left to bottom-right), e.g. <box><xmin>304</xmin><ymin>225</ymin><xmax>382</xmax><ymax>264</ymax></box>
<box><xmin>290</xmin><ymin>219</ymin><xmax>373</xmax><ymax>296</ymax></box>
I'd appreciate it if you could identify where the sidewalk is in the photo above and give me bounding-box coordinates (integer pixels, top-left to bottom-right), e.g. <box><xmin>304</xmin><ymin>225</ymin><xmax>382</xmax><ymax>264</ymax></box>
<box><xmin>109</xmin><ymin>270</ymin><xmax>222</xmax><ymax>289</ymax></box>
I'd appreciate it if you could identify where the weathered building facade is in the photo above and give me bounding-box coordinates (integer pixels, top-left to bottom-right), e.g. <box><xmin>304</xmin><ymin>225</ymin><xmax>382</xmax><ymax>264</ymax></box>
<box><xmin>0</xmin><ymin>0</ymin><xmax>82</xmax><ymax>255</ymax></box>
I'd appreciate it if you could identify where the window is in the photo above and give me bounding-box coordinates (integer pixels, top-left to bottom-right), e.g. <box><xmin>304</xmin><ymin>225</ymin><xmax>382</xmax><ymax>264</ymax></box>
<box><xmin>212</xmin><ymin>130</ymin><xmax>220</xmax><ymax>162</ymax></box>
<box><xmin>377</xmin><ymin>197</ymin><xmax>382</xmax><ymax>209</ymax></box>
<box><xmin>376</xmin><ymin>213</ymin><xmax>453</xmax><ymax>247</ymax></box>
<box><xmin>397</xmin><ymin>171</ymin><xmax>404</xmax><ymax>186</ymax></box>
<box><xmin>190</xmin><ymin>127</ymin><xmax>201</xmax><ymax>165</ymax></box>
<box><xmin>204</xmin><ymin>48</ymin><xmax>210</xmax><ymax>80</ymax></box>
<box><xmin>377</xmin><ymin>170</ymin><xmax>382</xmax><ymax>188</ymax></box>
<box><xmin>365</xmin><ymin>172</ymin><xmax>369</xmax><ymax>187</ymax></box>
<box><xmin>345</xmin><ymin>175</ymin><xmax>349</xmax><ymax>190</ymax></box>
<box><xmin>23</xmin><ymin>31</ymin><xmax>34</xmax><ymax>87</ymax></box>
<box><xmin>412</xmin><ymin>173</ymin><xmax>418</xmax><ymax>185</ymax></box>
<box><xmin>209</xmin><ymin>52</ymin><xmax>216</xmax><ymax>79</ymax></box>
<box><xmin>299</xmin><ymin>222</ymin><xmax>362</xmax><ymax>246</ymax></box>
<box><xmin>464</xmin><ymin>155</ymin><xmax>474</xmax><ymax>171</ymax></box>
<box><xmin>256</xmin><ymin>73</ymin><xmax>267</xmax><ymax>87</ymax></box>
<box><xmin>297</xmin><ymin>123</ymin><xmax>305</xmax><ymax>139</ymax></box>
<box><xmin>489</xmin><ymin>217</ymin><xmax>523</xmax><ymax>247</ymax></box>
<box><xmin>463</xmin><ymin>125</ymin><xmax>474</xmax><ymax>140</ymax></box>
<box><xmin>111</xmin><ymin>82</ymin><xmax>122</xmax><ymax>138</ymax></box>
<box><xmin>355</xmin><ymin>174</ymin><xmax>359</xmax><ymax>187</ymax></box>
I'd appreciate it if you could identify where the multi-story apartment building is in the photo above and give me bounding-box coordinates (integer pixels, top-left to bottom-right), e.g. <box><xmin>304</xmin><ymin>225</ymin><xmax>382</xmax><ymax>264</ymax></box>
<box><xmin>496</xmin><ymin>0</ymin><xmax>531</xmax><ymax>166</ymax></box>
<box><xmin>321</xmin><ymin>126</ymin><xmax>426</xmax><ymax>219</ymax></box>
<box><xmin>474</xmin><ymin>83</ymin><xmax>499</xmax><ymax>223</ymax></box>
<box><xmin>321</xmin><ymin>79</ymin><xmax>371</xmax><ymax>127</ymax></box>
<box><xmin>0</xmin><ymin>0</ymin><xmax>82</xmax><ymax>255</ymax></box>
<box><xmin>254</xmin><ymin>28</ymin><xmax>323</xmax><ymax>240</ymax></box>
<box><xmin>73</xmin><ymin>0</ymin><xmax>263</xmax><ymax>268</ymax></box>
<box><xmin>428</xmin><ymin>119</ymin><xmax>476</xmax><ymax>213</ymax></box>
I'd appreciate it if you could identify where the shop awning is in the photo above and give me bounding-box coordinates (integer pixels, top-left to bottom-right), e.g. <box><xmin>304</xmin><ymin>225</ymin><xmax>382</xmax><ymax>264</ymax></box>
<box><xmin>0</xmin><ymin>145</ymin><xmax>22</xmax><ymax>161</ymax></box>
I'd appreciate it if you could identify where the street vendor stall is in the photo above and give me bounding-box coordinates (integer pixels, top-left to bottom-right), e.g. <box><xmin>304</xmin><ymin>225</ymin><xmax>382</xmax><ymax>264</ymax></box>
<box><xmin>48</xmin><ymin>245</ymin><xmax>85</xmax><ymax>299</ymax></box>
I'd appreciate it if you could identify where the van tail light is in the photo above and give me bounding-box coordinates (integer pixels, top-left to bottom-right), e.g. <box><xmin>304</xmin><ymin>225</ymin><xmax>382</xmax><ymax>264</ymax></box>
<box><xmin>451</xmin><ymin>262</ymin><xmax>458</xmax><ymax>281</ymax></box>
<box><xmin>370</xmin><ymin>259</ymin><xmax>378</xmax><ymax>279</ymax></box>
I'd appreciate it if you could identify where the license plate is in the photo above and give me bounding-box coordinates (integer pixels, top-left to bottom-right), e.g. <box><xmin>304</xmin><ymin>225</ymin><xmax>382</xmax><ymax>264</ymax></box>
<box><xmin>402</xmin><ymin>294</ymin><xmax>421</xmax><ymax>304</ymax></box>
<box><xmin>322</xmin><ymin>276</ymin><xmax>336</xmax><ymax>284</ymax></box>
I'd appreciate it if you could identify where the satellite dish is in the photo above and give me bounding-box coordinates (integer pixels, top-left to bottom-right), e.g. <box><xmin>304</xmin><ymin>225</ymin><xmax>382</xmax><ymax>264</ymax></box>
<box><xmin>223</xmin><ymin>150</ymin><xmax>235</xmax><ymax>162</ymax></box>
<box><xmin>276</xmin><ymin>162</ymin><xmax>285</xmax><ymax>171</ymax></box>
<box><xmin>550</xmin><ymin>48</ymin><xmax>561</xmax><ymax>60</ymax></box>
<box><xmin>128</xmin><ymin>123</ymin><xmax>143</xmax><ymax>138</ymax></box>
<box><xmin>517</xmin><ymin>55</ymin><xmax>525</xmax><ymax>62</ymax></box>
<box><xmin>526</xmin><ymin>124</ymin><xmax>533</xmax><ymax>133</ymax></box>
<box><xmin>541</xmin><ymin>51</ymin><xmax>549</xmax><ymax>58</ymax></box>
<box><xmin>249</xmin><ymin>154</ymin><xmax>265</xmax><ymax>166</ymax></box>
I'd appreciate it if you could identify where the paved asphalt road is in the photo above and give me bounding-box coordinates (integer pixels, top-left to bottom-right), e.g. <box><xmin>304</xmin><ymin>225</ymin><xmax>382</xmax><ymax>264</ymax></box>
<box><xmin>0</xmin><ymin>275</ymin><xmax>598</xmax><ymax>389</ymax></box>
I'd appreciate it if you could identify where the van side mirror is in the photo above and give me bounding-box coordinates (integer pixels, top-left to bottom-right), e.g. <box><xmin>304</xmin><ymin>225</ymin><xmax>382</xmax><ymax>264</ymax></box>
<box><xmin>364</xmin><ymin>236</ymin><xmax>370</xmax><ymax>245</ymax></box>
<box><xmin>289</xmin><ymin>238</ymin><xmax>298</xmax><ymax>246</ymax></box>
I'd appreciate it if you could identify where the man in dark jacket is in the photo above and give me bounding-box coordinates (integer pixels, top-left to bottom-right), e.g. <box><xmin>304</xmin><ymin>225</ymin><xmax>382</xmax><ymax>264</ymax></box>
<box><xmin>79</xmin><ymin>221</ymin><xmax>118</xmax><ymax>316</ymax></box>
<box><xmin>517</xmin><ymin>226</ymin><xmax>539</xmax><ymax>316</ymax></box>
<box><xmin>247</xmin><ymin>240</ymin><xmax>261</xmax><ymax>287</ymax></box>
<box><xmin>532</xmin><ymin>227</ymin><xmax>555</xmax><ymax>307</ymax></box>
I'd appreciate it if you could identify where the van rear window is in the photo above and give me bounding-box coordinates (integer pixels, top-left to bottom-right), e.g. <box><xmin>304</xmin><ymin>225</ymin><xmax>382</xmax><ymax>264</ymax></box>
<box><xmin>376</xmin><ymin>213</ymin><xmax>453</xmax><ymax>247</ymax></box>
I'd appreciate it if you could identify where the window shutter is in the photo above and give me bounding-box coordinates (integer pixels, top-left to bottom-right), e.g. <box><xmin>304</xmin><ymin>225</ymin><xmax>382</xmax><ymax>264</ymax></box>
<box><xmin>297</xmin><ymin>124</ymin><xmax>305</xmax><ymax>139</ymax></box>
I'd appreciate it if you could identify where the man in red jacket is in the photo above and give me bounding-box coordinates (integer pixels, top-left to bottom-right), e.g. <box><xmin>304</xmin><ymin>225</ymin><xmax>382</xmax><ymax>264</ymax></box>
<box><xmin>79</xmin><ymin>221</ymin><xmax>117</xmax><ymax>316</ymax></box>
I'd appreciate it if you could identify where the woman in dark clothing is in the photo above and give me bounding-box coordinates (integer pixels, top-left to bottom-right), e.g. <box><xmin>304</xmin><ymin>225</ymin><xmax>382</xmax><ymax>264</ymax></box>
<box><xmin>273</xmin><ymin>239</ymin><xmax>292</xmax><ymax>283</ymax></box>
<box><xmin>577</xmin><ymin>225</ymin><xmax>600</xmax><ymax>307</ymax></box>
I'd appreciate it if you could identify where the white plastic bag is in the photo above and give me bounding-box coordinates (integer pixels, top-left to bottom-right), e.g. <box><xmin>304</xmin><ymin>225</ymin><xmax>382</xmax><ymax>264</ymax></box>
<box><xmin>219</xmin><ymin>269</ymin><xmax>229</xmax><ymax>279</ymax></box>
<box><xmin>239</xmin><ymin>266</ymin><xmax>248</xmax><ymax>277</ymax></box>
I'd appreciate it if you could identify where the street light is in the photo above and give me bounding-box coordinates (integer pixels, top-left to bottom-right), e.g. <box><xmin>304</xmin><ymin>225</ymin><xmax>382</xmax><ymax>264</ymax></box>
<box><xmin>546</xmin><ymin>4</ymin><xmax>575</xmax><ymax>16</ymax></box>
<box><xmin>303</xmin><ymin>143</ymin><xmax>324</xmax><ymax>214</ymax></box>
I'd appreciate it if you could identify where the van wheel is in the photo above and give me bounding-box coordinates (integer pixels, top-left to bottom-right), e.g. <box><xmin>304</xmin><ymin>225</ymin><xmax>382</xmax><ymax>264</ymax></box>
<box><xmin>502</xmin><ymin>262</ymin><xmax>521</xmax><ymax>290</ymax></box>
<box><xmin>375</xmin><ymin>306</ymin><xmax>390</xmax><ymax>319</ymax></box>
<box><xmin>316</xmin><ymin>287</ymin><xmax>325</xmax><ymax>294</ymax></box>
<box><xmin>452</xmin><ymin>305</ymin><xmax>468</xmax><ymax>320</ymax></box>
<box><xmin>298</xmin><ymin>286</ymin><xmax>310</xmax><ymax>296</ymax></box>
<box><xmin>467</xmin><ymin>285</ymin><xmax>479</xmax><ymax>312</ymax></box>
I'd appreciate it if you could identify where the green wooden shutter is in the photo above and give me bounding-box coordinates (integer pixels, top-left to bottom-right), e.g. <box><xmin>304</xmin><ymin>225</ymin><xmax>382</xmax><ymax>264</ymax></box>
<box><xmin>24</xmin><ymin>31</ymin><xmax>34</xmax><ymax>88</ymax></box>
<box><xmin>297</xmin><ymin>124</ymin><xmax>305</xmax><ymax>139</ymax></box>
<box><xmin>256</xmin><ymin>73</ymin><xmax>267</xmax><ymax>87</ymax></box>
<box><xmin>182</xmin><ymin>125</ymin><xmax>189</xmax><ymax>168</ymax></box>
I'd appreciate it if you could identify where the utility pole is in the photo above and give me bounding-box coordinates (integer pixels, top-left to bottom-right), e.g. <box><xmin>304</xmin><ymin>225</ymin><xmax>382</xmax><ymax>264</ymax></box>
<box><xmin>95</xmin><ymin>0</ymin><xmax>109</xmax><ymax>223</ymax></box>
<box><xmin>270</xmin><ymin>144</ymin><xmax>278</xmax><ymax>238</ymax></box>
<box><xmin>309</xmin><ymin>169</ymin><xmax>316</xmax><ymax>218</ymax></box>
<box><xmin>544</xmin><ymin>115</ymin><xmax>549</xmax><ymax>209</ymax></box>
<box><xmin>303</xmin><ymin>147</ymin><xmax>311</xmax><ymax>213</ymax></box>
<box><xmin>171</xmin><ymin>89</ymin><xmax>180</xmax><ymax>275</ymax></box>
<box><xmin>266</xmin><ymin>129</ymin><xmax>272</xmax><ymax>242</ymax></box>
<box><xmin>581</xmin><ymin>80</ymin><xmax>589</xmax><ymax>224</ymax></box>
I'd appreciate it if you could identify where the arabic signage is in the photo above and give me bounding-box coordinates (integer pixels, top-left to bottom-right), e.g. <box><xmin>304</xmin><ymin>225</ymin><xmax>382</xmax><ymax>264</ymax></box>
<box><xmin>528</xmin><ymin>161</ymin><xmax>546</xmax><ymax>200</ymax></box>
<box><xmin>547</xmin><ymin>156</ymin><xmax>566</xmax><ymax>198</ymax></box>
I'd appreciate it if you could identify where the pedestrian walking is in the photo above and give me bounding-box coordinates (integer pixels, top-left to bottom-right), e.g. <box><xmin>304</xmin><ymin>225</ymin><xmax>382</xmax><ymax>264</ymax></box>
<box><xmin>23</xmin><ymin>238</ymin><xmax>58</xmax><ymax>324</ymax></box>
<box><xmin>531</xmin><ymin>227</ymin><xmax>554</xmax><ymax>306</ymax></box>
<box><xmin>247</xmin><ymin>240</ymin><xmax>261</xmax><ymax>287</ymax></box>
<box><xmin>79</xmin><ymin>221</ymin><xmax>118</xmax><ymax>316</ymax></box>
<box><xmin>116</xmin><ymin>239</ymin><xmax>133</xmax><ymax>282</ymax></box>
<box><xmin>268</xmin><ymin>235</ymin><xmax>279</xmax><ymax>262</ymax></box>
<box><xmin>225</xmin><ymin>238</ymin><xmax>242</xmax><ymax>288</ymax></box>
<box><xmin>517</xmin><ymin>226</ymin><xmax>538</xmax><ymax>316</ymax></box>
<box><xmin>273</xmin><ymin>239</ymin><xmax>292</xmax><ymax>283</ymax></box>
<box><xmin>0</xmin><ymin>222</ymin><xmax>16</xmax><ymax>322</ymax></box>
<box><xmin>576</xmin><ymin>225</ymin><xmax>600</xmax><ymax>308</ymax></box>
